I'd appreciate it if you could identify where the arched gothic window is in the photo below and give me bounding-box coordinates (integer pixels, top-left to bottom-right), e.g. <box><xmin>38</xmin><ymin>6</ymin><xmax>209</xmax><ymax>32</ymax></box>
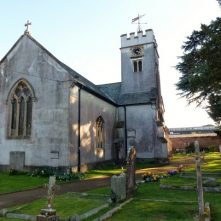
<box><xmin>96</xmin><ymin>116</ymin><xmax>105</xmax><ymax>149</ymax></box>
<box><xmin>8</xmin><ymin>80</ymin><xmax>35</xmax><ymax>138</ymax></box>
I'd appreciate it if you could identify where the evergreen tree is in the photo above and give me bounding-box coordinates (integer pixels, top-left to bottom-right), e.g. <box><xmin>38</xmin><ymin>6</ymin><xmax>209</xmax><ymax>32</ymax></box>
<box><xmin>176</xmin><ymin>17</ymin><xmax>221</xmax><ymax>125</ymax></box>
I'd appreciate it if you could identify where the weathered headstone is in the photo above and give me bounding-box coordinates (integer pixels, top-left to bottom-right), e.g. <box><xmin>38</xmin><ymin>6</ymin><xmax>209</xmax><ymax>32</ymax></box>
<box><xmin>194</xmin><ymin>141</ymin><xmax>205</xmax><ymax>221</ymax></box>
<box><xmin>126</xmin><ymin>146</ymin><xmax>136</xmax><ymax>197</ymax></box>
<box><xmin>110</xmin><ymin>173</ymin><xmax>126</xmax><ymax>202</ymax></box>
<box><xmin>36</xmin><ymin>176</ymin><xmax>59</xmax><ymax>221</ymax></box>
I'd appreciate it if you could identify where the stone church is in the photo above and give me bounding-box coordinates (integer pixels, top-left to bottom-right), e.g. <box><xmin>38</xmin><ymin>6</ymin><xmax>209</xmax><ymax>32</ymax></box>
<box><xmin>0</xmin><ymin>27</ymin><xmax>171</xmax><ymax>171</ymax></box>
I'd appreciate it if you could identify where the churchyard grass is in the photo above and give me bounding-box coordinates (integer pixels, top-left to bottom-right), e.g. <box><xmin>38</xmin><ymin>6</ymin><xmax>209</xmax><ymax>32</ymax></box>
<box><xmin>84</xmin><ymin>161</ymin><xmax>164</xmax><ymax>179</ymax></box>
<box><xmin>0</xmin><ymin>218</ymin><xmax>21</xmax><ymax>221</ymax></box>
<box><xmin>106</xmin><ymin>200</ymin><xmax>198</xmax><ymax>221</ymax></box>
<box><xmin>160</xmin><ymin>174</ymin><xmax>221</xmax><ymax>188</ymax></box>
<box><xmin>8</xmin><ymin>192</ymin><xmax>107</xmax><ymax>219</ymax></box>
<box><xmin>84</xmin><ymin>183</ymin><xmax>221</xmax><ymax>221</ymax></box>
<box><xmin>85</xmin><ymin>168</ymin><xmax>124</xmax><ymax>179</ymax></box>
<box><xmin>87</xmin><ymin>183</ymin><xmax>221</xmax><ymax>221</ymax></box>
<box><xmin>0</xmin><ymin>153</ymin><xmax>181</xmax><ymax>194</ymax></box>
<box><xmin>0</xmin><ymin>173</ymin><xmax>48</xmax><ymax>194</ymax></box>
<box><xmin>0</xmin><ymin>167</ymin><xmax>123</xmax><ymax>194</ymax></box>
<box><xmin>84</xmin><ymin>158</ymin><xmax>170</xmax><ymax>179</ymax></box>
<box><xmin>4</xmin><ymin>182</ymin><xmax>221</xmax><ymax>221</ymax></box>
<box><xmin>1</xmin><ymin>152</ymin><xmax>221</xmax><ymax>220</ymax></box>
<box><xmin>160</xmin><ymin>175</ymin><xmax>196</xmax><ymax>187</ymax></box>
<box><xmin>182</xmin><ymin>152</ymin><xmax>221</xmax><ymax>173</ymax></box>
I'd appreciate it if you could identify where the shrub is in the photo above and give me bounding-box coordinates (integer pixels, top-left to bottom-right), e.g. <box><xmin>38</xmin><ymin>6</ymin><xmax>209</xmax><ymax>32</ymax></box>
<box><xmin>208</xmin><ymin>145</ymin><xmax>219</xmax><ymax>152</ymax></box>
<box><xmin>8</xmin><ymin>168</ymin><xmax>28</xmax><ymax>176</ymax></box>
<box><xmin>29</xmin><ymin>167</ymin><xmax>85</xmax><ymax>181</ymax></box>
<box><xmin>29</xmin><ymin>167</ymin><xmax>55</xmax><ymax>177</ymax></box>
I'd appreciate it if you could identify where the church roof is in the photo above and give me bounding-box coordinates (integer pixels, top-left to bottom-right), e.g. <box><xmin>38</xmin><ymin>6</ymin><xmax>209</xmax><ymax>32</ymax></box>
<box><xmin>0</xmin><ymin>33</ymin><xmax>116</xmax><ymax>105</ymax></box>
<box><xmin>98</xmin><ymin>82</ymin><xmax>121</xmax><ymax>103</ymax></box>
<box><xmin>98</xmin><ymin>82</ymin><xmax>157</xmax><ymax>105</ymax></box>
<box><xmin>1</xmin><ymin>33</ymin><xmax>156</xmax><ymax>107</ymax></box>
<box><xmin>117</xmin><ymin>91</ymin><xmax>156</xmax><ymax>105</ymax></box>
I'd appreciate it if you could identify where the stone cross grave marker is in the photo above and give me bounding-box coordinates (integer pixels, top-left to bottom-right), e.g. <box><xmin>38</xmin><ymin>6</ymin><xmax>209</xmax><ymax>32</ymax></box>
<box><xmin>194</xmin><ymin>141</ymin><xmax>205</xmax><ymax>221</ymax></box>
<box><xmin>126</xmin><ymin>146</ymin><xmax>137</xmax><ymax>197</ymax></box>
<box><xmin>47</xmin><ymin>176</ymin><xmax>56</xmax><ymax>209</ymax></box>
<box><xmin>36</xmin><ymin>176</ymin><xmax>59</xmax><ymax>221</ymax></box>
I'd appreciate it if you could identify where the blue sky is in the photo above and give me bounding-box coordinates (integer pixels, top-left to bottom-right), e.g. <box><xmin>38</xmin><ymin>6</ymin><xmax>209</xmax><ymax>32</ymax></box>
<box><xmin>0</xmin><ymin>0</ymin><xmax>220</xmax><ymax>128</ymax></box>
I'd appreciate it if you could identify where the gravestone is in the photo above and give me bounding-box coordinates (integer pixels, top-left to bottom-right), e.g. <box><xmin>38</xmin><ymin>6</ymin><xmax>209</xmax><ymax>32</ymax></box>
<box><xmin>126</xmin><ymin>146</ymin><xmax>136</xmax><ymax>197</ymax></box>
<box><xmin>10</xmin><ymin>151</ymin><xmax>25</xmax><ymax>171</ymax></box>
<box><xmin>36</xmin><ymin>176</ymin><xmax>59</xmax><ymax>221</ymax></box>
<box><xmin>110</xmin><ymin>173</ymin><xmax>126</xmax><ymax>202</ymax></box>
<box><xmin>47</xmin><ymin>176</ymin><xmax>56</xmax><ymax>209</ymax></box>
<box><xmin>194</xmin><ymin>141</ymin><xmax>205</xmax><ymax>221</ymax></box>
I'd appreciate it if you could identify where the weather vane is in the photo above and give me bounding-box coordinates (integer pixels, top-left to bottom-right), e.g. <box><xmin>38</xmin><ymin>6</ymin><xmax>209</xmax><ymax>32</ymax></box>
<box><xmin>131</xmin><ymin>14</ymin><xmax>147</xmax><ymax>32</ymax></box>
<box><xmin>24</xmin><ymin>20</ymin><xmax>32</xmax><ymax>34</ymax></box>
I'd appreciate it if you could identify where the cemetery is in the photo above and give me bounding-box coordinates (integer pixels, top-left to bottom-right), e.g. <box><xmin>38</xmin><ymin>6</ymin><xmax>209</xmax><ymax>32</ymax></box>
<box><xmin>0</xmin><ymin>147</ymin><xmax>221</xmax><ymax>221</ymax></box>
<box><xmin>1</xmin><ymin>3</ymin><xmax>221</xmax><ymax>220</ymax></box>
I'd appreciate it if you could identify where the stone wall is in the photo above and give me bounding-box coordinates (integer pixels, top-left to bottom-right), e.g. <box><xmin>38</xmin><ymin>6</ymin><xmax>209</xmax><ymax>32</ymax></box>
<box><xmin>0</xmin><ymin>35</ymin><xmax>70</xmax><ymax>169</ymax></box>
<box><xmin>118</xmin><ymin>105</ymin><xmax>156</xmax><ymax>159</ymax></box>
<box><xmin>69</xmin><ymin>87</ymin><xmax>116</xmax><ymax>169</ymax></box>
<box><xmin>170</xmin><ymin>135</ymin><xmax>221</xmax><ymax>151</ymax></box>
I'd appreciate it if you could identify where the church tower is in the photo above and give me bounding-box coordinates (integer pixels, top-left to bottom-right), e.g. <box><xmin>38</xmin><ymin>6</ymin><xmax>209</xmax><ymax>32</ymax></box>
<box><xmin>117</xmin><ymin>29</ymin><xmax>170</xmax><ymax>159</ymax></box>
<box><xmin>120</xmin><ymin>29</ymin><xmax>159</xmax><ymax>95</ymax></box>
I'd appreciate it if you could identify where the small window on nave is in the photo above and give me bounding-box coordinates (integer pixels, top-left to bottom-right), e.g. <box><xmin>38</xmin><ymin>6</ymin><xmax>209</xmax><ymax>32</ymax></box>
<box><xmin>96</xmin><ymin>116</ymin><xmax>105</xmax><ymax>149</ymax></box>
<box><xmin>8</xmin><ymin>80</ymin><xmax>35</xmax><ymax>138</ymax></box>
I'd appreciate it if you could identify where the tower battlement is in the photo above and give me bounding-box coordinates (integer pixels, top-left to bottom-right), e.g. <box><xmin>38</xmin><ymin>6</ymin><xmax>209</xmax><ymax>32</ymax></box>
<box><xmin>120</xmin><ymin>29</ymin><xmax>156</xmax><ymax>48</ymax></box>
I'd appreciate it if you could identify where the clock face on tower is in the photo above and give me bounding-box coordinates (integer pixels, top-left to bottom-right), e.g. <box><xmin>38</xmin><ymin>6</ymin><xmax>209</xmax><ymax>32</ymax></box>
<box><xmin>132</xmin><ymin>47</ymin><xmax>142</xmax><ymax>56</ymax></box>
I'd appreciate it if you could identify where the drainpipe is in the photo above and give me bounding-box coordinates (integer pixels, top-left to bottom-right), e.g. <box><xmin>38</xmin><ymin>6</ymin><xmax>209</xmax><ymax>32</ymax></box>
<box><xmin>77</xmin><ymin>86</ymin><xmax>81</xmax><ymax>172</ymax></box>
<box><xmin>124</xmin><ymin>106</ymin><xmax>127</xmax><ymax>158</ymax></box>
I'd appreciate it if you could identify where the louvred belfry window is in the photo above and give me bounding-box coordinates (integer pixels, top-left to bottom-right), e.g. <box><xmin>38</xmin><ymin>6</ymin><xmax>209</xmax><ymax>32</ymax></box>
<box><xmin>133</xmin><ymin>59</ymin><xmax>143</xmax><ymax>72</ymax></box>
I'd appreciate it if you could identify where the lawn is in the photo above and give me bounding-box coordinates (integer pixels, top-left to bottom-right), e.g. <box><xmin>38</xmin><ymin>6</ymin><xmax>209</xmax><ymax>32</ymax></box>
<box><xmin>0</xmin><ymin>218</ymin><xmax>21</xmax><ymax>221</ymax></box>
<box><xmin>86</xmin><ymin>182</ymin><xmax>221</xmax><ymax>221</ymax></box>
<box><xmin>84</xmin><ymin>168</ymin><xmax>124</xmax><ymax>179</ymax></box>
<box><xmin>106</xmin><ymin>200</ymin><xmax>198</xmax><ymax>221</ymax></box>
<box><xmin>8</xmin><ymin>192</ymin><xmax>108</xmax><ymax>220</ymax></box>
<box><xmin>1</xmin><ymin>152</ymin><xmax>220</xmax><ymax>221</ymax></box>
<box><xmin>0</xmin><ymin>152</ymin><xmax>189</xmax><ymax>194</ymax></box>
<box><xmin>180</xmin><ymin>152</ymin><xmax>221</xmax><ymax>173</ymax></box>
<box><xmin>5</xmin><ymin>181</ymin><xmax>221</xmax><ymax>221</ymax></box>
<box><xmin>0</xmin><ymin>173</ymin><xmax>48</xmax><ymax>194</ymax></box>
<box><xmin>0</xmin><ymin>168</ymin><xmax>123</xmax><ymax>194</ymax></box>
<box><xmin>84</xmin><ymin>160</ymin><xmax>166</xmax><ymax>179</ymax></box>
<box><xmin>160</xmin><ymin>175</ymin><xmax>196</xmax><ymax>187</ymax></box>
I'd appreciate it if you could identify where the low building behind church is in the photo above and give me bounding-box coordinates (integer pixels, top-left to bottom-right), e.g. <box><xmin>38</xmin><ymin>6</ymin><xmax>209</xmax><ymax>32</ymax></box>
<box><xmin>0</xmin><ymin>28</ymin><xmax>171</xmax><ymax>172</ymax></box>
<box><xmin>169</xmin><ymin>126</ymin><xmax>221</xmax><ymax>152</ymax></box>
